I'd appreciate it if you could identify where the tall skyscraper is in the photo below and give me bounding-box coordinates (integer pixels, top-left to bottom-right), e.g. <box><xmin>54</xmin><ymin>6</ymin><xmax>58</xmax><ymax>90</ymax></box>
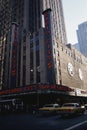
<box><xmin>77</xmin><ymin>21</ymin><xmax>87</xmax><ymax>57</ymax></box>
<box><xmin>0</xmin><ymin>0</ymin><xmax>67</xmax><ymax>45</ymax></box>
<box><xmin>0</xmin><ymin>0</ymin><xmax>67</xmax><ymax>90</ymax></box>
<box><xmin>0</xmin><ymin>0</ymin><xmax>42</xmax><ymax>89</ymax></box>
<box><xmin>42</xmin><ymin>0</ymin><xmax>67</xmax><ymax>44</ymax></box>
<box><xmin>0</xmin><ymin>0</ymin><xmax>43</xmax><ymax>36</ymax></box>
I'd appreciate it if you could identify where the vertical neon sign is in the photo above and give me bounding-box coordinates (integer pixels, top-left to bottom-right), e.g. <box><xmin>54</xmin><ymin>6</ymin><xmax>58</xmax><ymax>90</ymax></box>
<box><xmin>42</xmin><ymin>9</ymin><xmax>55</xmax><ymax>84</ymax></box>
<box><xmin>10</xmin><ymin>22</ymin><xmax>18</xmax><ymax>88</ymax></box>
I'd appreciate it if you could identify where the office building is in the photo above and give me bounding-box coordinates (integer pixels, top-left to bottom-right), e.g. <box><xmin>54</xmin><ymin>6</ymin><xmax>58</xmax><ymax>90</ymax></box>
<box><xmin>0</xmin><ymin>0</ymin><xmax>42</xmax><ymax>89</ymax></box>
<box><xmin>42</xmin><ymin>0</ymin><xmax>67</xmax><ymax>44</ymax></box>
<box><xmin>77</xmin><ymin>21</ymin><xmax>87</xmax><ymax>57</ymax></box>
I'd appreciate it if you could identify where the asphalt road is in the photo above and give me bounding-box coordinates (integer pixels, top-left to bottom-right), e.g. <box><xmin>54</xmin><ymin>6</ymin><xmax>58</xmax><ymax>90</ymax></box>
<box><xmin>0</xmin><ymin>112</ymin><xmax>87</xmax><ymax>130</ymax></box>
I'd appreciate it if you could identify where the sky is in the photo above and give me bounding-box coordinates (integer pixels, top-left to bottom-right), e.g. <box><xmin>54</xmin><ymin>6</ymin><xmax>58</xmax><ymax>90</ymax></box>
<box><xmin>62</xmin><ymin>0</ymin><xmax>87</xmax><ymax>45</ymax></box>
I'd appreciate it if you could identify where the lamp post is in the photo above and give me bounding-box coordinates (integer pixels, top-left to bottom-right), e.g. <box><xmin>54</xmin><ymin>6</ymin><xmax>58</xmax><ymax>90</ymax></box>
<box><xmin>36</xmin><ymin>66</ymin><xmax>41</xmax><ymax>108</ymax></box>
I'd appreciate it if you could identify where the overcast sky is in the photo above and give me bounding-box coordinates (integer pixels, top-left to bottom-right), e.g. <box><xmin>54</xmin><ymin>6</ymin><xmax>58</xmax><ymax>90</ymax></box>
<box><xmin>62</xmin><ymin>0</ymin><xmax>87</xmax><ymax>44</ymax></box>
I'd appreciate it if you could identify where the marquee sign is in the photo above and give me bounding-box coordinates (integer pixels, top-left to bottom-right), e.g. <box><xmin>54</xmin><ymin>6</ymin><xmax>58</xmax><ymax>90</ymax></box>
<box><xmin>0</xmin><ymin>84</ymin><xmax>74</xmax><ymax>96</ymax></box>
<box><xmin>0</xmin><ymin>85</ymin><xmax>86</xmax><ymax>97</ymax></box>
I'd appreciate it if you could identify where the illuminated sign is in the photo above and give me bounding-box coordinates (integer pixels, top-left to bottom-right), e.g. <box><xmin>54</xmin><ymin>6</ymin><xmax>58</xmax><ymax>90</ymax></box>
<box><xmin>43</xmin><ymin>9</ymin><xmax>55</xmax><ymax>84</ymax></box>
<box><xmin>43</xmin><ymin>9</ymin><xmax>52</xmax><ymax>69</ymax></box>
<box><xmin>0</xmin><ymin>85</ymin><xmax>74</xmax><ymax>96</ymax></box>
<box><xmin>10</xmin><ymin>22</ymin><xmax>18</xmax><ymax>88</ymax></box>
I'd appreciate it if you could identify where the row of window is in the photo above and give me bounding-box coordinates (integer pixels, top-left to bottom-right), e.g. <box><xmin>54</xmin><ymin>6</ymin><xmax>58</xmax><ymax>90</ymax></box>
<box><xmin>54</xmin><ymin>43</ymin><xmax>84</xmax><ymax>64</ymax></box>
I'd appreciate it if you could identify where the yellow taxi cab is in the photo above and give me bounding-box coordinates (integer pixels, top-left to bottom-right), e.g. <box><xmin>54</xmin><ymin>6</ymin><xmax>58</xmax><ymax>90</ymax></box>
<box><xmin>57</xmin><ymin>103</ymin><xmax>85</xmax><ymax>117</ymax></box>
<box><xmin>38</xmin><ymin>104</ymin><xmax>60</xmax><ymax>115</ymax></box>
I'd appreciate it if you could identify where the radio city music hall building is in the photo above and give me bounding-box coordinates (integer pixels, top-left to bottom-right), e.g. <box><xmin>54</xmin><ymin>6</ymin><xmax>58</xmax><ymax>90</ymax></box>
<box><xmin>0</xmin><ymin>0</ymin><xmax>87</xmax><ymax>106</ymax></box>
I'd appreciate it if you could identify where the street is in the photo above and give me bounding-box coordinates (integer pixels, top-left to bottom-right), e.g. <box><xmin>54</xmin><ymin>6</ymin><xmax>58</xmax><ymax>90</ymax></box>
<box><xmin>0</xmin><ymin>111</ymin><xmax>87</xmax><ymax>130</ymax></box>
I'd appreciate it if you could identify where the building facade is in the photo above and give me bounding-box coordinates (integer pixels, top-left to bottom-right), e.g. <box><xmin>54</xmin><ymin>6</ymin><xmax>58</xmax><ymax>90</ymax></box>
<box><xmin>0</xmin><ymin>0</ymin><xmax>42</xmax><ymax>89</ymax></box>
<box><xmin>58</xmin><ymin>43</ymin><xmax>87</xmax><ymax>97</ymax></box>
<box><xmin>42</xmin><ymin>0</ymin><xmax>67</xmax><ymax>44</ymax></box>
<box><xmin>0</xmin><ymin>0</ymin><xmax>67</xmax><ymax>89</ymax></box>
<box><xmin>73</xmin><ymin>43</ymin><xmax>80</xmax><ymax>52</ymax></box>
<box><xmin>0</xmin><ymin>0</ymin><xmax>87</xmax><ymax>105</ymax></box>
<box><xmin>77</xmin><ymin>21</ymin><xmax>87</xmax><ymax>57</ymax></box>
<box><xmin>20</xmin><ymin>24</ymin><xmax>87</xmax><ymax>97</ymax></box>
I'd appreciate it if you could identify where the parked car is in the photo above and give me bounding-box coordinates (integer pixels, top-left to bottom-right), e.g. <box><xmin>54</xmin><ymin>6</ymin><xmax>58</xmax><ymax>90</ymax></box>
<box><xmin>57</xmin><ymin>103</ymin><xmax>85</xmax><ymax>117</ymax></box>
<box><xmin>84</xmin><ymin>104</ymin><xmax>87</xmax><ymax>110</ymax></box>
<box><xmin>38</xmin><ymin>103</ymin><xmax>60</xmax><ymax>115</ymax></box>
